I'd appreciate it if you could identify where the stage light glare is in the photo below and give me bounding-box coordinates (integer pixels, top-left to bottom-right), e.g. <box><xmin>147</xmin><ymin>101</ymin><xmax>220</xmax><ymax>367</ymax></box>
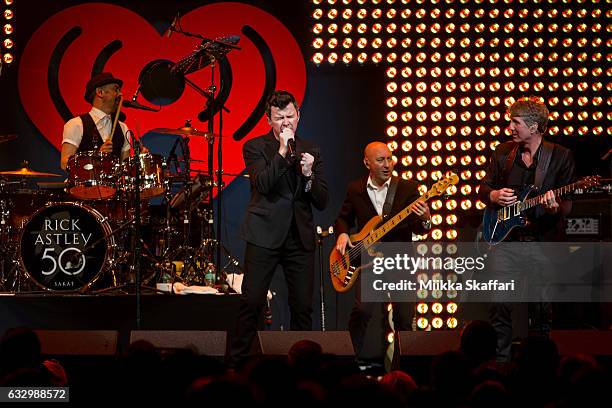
<box><xmin>432</xmin><ymin>302</ymin><xmax>443</xmax><ymax>314</ymax></box>
<box><xmin>417</xmin><ymin>317</ymin><xmax>429</xmax><ymax>329</ymax></box>
<box><xmin>431</xmin><ymin>229</ymin><xmax>443</xmax><ymax>241</ymax></box>
<box><xmin>327</xmin><ymin>8</ymin><xmax>338</xmax><ymax>19</ymax></box>
<box><xmin>417</xmin><ymin>303</ymin><xmax>428</xmax><ymax>314</ymax></box>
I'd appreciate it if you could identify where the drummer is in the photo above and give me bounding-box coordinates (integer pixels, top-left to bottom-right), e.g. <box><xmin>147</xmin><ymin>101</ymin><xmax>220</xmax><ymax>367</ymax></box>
<box><xmin>61</xmin><ymin>72</ymin><xmax>138</xmax><ymax>170</ymax></box>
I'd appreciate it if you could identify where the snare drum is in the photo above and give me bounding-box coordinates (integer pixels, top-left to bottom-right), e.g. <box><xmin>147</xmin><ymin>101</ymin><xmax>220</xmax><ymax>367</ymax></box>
<box><xmin>67</xmin><ymin>152</ymin><xmax>119</xmax><ymax>200</ymax></box>
<box><xmin>19</xmin><ymin>202</ymin><xmax>115</xmax><ymax>292</ymax></box>
<box><xmin>121</xmin><ymin>153</ymin><xmax>166</xmax><ymax>199</ymax></box>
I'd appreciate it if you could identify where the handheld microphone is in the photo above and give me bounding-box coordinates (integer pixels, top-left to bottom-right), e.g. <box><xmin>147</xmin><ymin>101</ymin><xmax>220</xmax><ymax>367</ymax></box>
<box><xmin>287</xmin><ymin>138</ymin><xmax>296</xmax><ymax>160</ymax></box>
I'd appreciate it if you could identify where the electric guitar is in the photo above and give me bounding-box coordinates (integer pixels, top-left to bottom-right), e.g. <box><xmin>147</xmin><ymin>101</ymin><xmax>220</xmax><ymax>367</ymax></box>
<box><xmin>329</xmin><ymin>174</ymin><xmax>459</xmax><ymax>293</ymax></box>
<box><xmin>481</xmin><ymin>176</ymin><xmax>601</xmax><ymax>245</ymax></box>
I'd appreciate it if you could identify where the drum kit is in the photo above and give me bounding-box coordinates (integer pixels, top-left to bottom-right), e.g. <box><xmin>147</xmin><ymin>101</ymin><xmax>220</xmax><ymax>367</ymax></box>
<box><xmin>1</xmin><ymin>21</ymin><xmax>243</xmax><ymax>296</ymax></box>
<box><xmin>0</xmin><ymin>126</ymin><xmax>237</xmax><ymax>295</ymax></box>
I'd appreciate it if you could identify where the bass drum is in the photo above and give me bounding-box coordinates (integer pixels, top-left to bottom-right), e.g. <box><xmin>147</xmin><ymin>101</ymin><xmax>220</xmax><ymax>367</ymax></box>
<box><xmin>19</xmin><ymin>202</ymin><xmax>115</xmax><ymax>292</ymax></box>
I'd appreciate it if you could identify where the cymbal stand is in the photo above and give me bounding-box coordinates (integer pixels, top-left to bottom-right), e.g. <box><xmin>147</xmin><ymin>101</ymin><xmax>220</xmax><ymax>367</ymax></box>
<box><xmin>0</xmin><ymin>178</ymin><xmax>27</xmax><ymax>292</ymax></box>
<box><xmin>152</xmin><ymin>130</ymin><xmax>202</xmax><ymax>287</ymax></box>
<box><xmin>156</xmin><ymin>188</ymin><xmax>179</xmax><ymax>259</ymax></box>
<box><xmin>179</xmin><ymin>131</ymin><xmax>194</xmax><ymax>247</ymax></box>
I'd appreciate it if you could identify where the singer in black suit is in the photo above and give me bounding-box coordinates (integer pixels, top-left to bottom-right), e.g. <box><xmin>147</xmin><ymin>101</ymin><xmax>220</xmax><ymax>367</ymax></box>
<box><xmin>334</xmin><ymin>142</ymin><xmax>431</xmax><ymax>357</ymax></box>
<box><xmin>230</xmin><ymin>91</ymin><xmax>329</xmax><ymax>364</ymax></box>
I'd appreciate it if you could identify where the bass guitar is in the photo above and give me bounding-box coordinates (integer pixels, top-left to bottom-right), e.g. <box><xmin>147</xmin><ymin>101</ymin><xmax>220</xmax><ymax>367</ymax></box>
<box><xmin>329</xmin><ymin>174</ymin><xmax>459</xmax><ymax>293</ymax></box>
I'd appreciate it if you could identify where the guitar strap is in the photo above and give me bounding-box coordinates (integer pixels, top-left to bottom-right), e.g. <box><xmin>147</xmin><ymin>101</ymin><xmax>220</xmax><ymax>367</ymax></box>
<box><xmin>382</xmin><ymin>176</ymin><xmax>399</xmax><ymax>219</ymax></box>
<box><xmin>534</xmin><ymin>140</ymin><xmax>553</xmax><ymax>189</ymax></box>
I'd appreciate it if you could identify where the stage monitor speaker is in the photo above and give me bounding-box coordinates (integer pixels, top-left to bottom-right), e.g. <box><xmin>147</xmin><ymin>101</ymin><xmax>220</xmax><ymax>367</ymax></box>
<box><xmin>129</xmin><ymin>330</ymin><xmax>227</xmax><ymax>356</ymax></box>
<box><xmin>399</xmin><ymin>331</ymin><xmax>461</xmax><ymax>356</ymax></box>
<box><xmin>34</xmin><ymin>330</ymin><xmax>118</xmax><ymax>356</ymax></box>
<box><xmin>551</xmin><ymin>330</ymin><xmax>612</xmax><ymax>356</ymax></box>
<box><xmin>254</xmin><ymin>331</ymin><xmax>354</xmax><ymax>356</ymax></box>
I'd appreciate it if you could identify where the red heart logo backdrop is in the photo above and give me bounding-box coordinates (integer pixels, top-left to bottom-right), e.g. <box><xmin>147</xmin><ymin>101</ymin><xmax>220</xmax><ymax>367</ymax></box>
<box><xmin>18</xmin><ymin>2</ymin><xmax>306</xmax><ymax>186</ymax></box>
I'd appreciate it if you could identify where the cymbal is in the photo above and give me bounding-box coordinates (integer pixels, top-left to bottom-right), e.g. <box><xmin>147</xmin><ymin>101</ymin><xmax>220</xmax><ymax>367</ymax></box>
<box><xmin>150</xmin><ymin>127</ymin><xmax>218</xmax><ymax>140</ymax></box>
<box><xmin>0</xmin><ymin>164</ymin><xmax>62</xmax><ymax>178</ymax></box>
<box><xmin>0</xmin><ymin>134</ymin><xmax>17</xmax><ymax>144</ymax></box>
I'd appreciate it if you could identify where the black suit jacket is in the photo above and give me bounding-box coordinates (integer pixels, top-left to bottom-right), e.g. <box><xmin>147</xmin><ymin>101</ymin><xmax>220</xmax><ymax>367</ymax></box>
<box><xmin>478</xmin><ymin>140</ymin><xmax>575</xmax><ymax>241</ymax></box>
<box><xmin>335</xmin><ymin>176</ymin><xmax>427</xmax><ymax>241</ymax></box>
<box><xmin>240</xmin><ymin>131</ymin><xmax>328</xmax><ymax>251</ymax></box>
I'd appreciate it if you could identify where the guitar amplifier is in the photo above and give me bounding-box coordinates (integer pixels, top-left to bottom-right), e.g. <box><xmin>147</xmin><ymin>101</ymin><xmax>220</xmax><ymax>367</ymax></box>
<box><xmin>566</xmin><ymin>190</ymin><xmax>612</xmax><ymax>241</ymax></box>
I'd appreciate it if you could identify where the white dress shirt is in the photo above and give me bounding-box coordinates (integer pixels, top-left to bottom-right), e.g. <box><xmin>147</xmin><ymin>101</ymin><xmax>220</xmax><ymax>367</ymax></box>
<box><xmin>62</xmin><ymin>107</ymin><xmax>130</xmax><ymax>155</ymax></box>
<box><xmin>366</xmin><ymin>176</ymin><xmax>432</xmax><ymax>232</ymax></box>
<box><xmin>366</xmin><ymin>176</ymin><xmax>391</xmax><ymax>216</ymax></box>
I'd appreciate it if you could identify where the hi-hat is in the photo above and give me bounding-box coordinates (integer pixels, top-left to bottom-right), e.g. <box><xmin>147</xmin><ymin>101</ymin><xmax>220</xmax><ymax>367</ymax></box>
<box><xmin>0</xmin><ymin>134</ymin><xmax>18</xmax><ymax>144</ymax></box>
<box><xmin>0</xmin><ymin>161</ymin><xmax>61</xmax><ymax>178</ymax></box>
<box><xmin>150</xmin><ymin>126</ymin><xmax>218</xmax><ymax>140</ymax></box>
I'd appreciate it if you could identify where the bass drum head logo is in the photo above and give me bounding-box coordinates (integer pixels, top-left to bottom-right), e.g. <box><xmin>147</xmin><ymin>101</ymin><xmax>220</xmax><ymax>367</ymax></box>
<box><xmin>20</xmin><ymin>203</ymin><xmax>113</xmax><ymax>292</ymax></box>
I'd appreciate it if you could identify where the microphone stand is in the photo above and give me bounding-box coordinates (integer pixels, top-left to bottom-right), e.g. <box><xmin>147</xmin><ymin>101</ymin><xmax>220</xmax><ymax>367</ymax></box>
<box><xmin>316</xmin><ymin>226</ymin><xmax>334</xmax><ymax>331</ymax></box>
<box><xmin>206</xmin><ymin>60</ymin><xmax>217</xmax><ymax>275</ymax></box>
<box><xmin>168</xmin><ymin>21</ymin><xmax>239</xmax><ymax>288</ymax></box>
<box><xmin>212</xmin><ymin>59</ymin><xmax>225</xmax><ymax>285</ymax></box>
<box><xmin>132</xmin><ymin>131</ymin><xmax>143</xmax><ymax>329</ymax></box>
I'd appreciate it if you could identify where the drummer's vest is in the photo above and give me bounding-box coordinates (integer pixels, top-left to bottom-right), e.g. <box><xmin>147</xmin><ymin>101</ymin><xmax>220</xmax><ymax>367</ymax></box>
<box><xmin>78</xmin><ymin>113</ymin><xmax>124</xmax><ymax>158</ymax></box>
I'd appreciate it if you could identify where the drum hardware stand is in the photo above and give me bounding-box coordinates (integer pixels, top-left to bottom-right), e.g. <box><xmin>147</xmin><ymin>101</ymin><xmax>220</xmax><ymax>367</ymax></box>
<box><xmin>0</xmin><ymin>246</ymin><xmax>23</xmax><ymax>292</ymax></box>
<box><xmin>155</xmin><ymin>187</ymin><xmax>180</xmax><ymax>259</ymax></box>
<box><xmin>149</xmin><ymin>125</ymin><xmax>209</xmax><ymax>288</ymax></box>
<box><xmin>316</xmin><ymin>226</ymin><xmax>334</xmax><ymax>331</ymax></box>
<box><xmin>0</xmin><ymin>178</ymin><xmax>29</xmax><ymax>292</ymax></box>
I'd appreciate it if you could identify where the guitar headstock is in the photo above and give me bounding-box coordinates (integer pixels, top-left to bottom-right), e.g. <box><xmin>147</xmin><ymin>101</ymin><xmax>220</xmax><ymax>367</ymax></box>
<box><xmin>426</xmin><ymin>173</ymin><xmax>460</xmax><ymax>198</ymax></box>
<box><xmin>577</xmin><ymin>175</ymin><xmax>601</xmax><ymax>189</ymax></box>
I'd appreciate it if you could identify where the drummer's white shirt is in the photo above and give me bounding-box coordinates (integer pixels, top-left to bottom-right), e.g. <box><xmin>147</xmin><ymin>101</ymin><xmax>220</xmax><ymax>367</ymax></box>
<box><xmin>62</xmin><ymin>107</ymin><xmax>130</xmax><ymax>155</ymax></box>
